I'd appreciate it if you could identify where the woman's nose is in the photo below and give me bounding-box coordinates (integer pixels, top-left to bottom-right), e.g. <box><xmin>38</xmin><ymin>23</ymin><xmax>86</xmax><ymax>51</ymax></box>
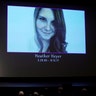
<box><xmin>45</xmin><ymin>23</ymin><xmax>51</xmax><ymax>31</ymax></box>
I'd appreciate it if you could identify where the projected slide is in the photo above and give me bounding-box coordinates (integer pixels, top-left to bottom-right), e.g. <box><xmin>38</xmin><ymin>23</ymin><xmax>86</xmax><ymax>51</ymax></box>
<box><xmin>7</xmin><ymin>5</ymin><xmax>86</xmax><ymax>54</ymax></box>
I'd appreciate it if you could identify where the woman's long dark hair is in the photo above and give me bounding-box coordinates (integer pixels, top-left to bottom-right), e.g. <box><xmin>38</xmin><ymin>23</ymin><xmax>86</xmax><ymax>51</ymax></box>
<box><xmin>34</xmin><ymin>7</ymin><xmax>68</xmax><ymax>53</ymax></box>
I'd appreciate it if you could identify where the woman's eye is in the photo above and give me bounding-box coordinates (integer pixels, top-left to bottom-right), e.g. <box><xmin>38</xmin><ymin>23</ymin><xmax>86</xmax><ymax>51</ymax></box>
<box><xmin>38</xmin><ymin>16</ymin><xmax>46</xmax><ymax>21</ymax></box>
<box><xmin>51</xmin><ymin>20</ymin><xmax>56</xmax><ymax>26</ymax></box>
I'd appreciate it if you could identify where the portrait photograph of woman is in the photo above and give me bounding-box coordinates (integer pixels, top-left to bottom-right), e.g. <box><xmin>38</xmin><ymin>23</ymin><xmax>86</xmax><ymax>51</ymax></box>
<box><xmin>7</xmin><ymin>6</ymin><xmax>86</xmax><ymax>54</ymax></box>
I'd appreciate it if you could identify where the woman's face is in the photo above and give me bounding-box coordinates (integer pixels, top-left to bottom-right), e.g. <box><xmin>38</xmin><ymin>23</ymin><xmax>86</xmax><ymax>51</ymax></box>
<box><xmin>36</xmin><ymin>8</ymin><xmax>55</xmax><ymax>41</ymax></box>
